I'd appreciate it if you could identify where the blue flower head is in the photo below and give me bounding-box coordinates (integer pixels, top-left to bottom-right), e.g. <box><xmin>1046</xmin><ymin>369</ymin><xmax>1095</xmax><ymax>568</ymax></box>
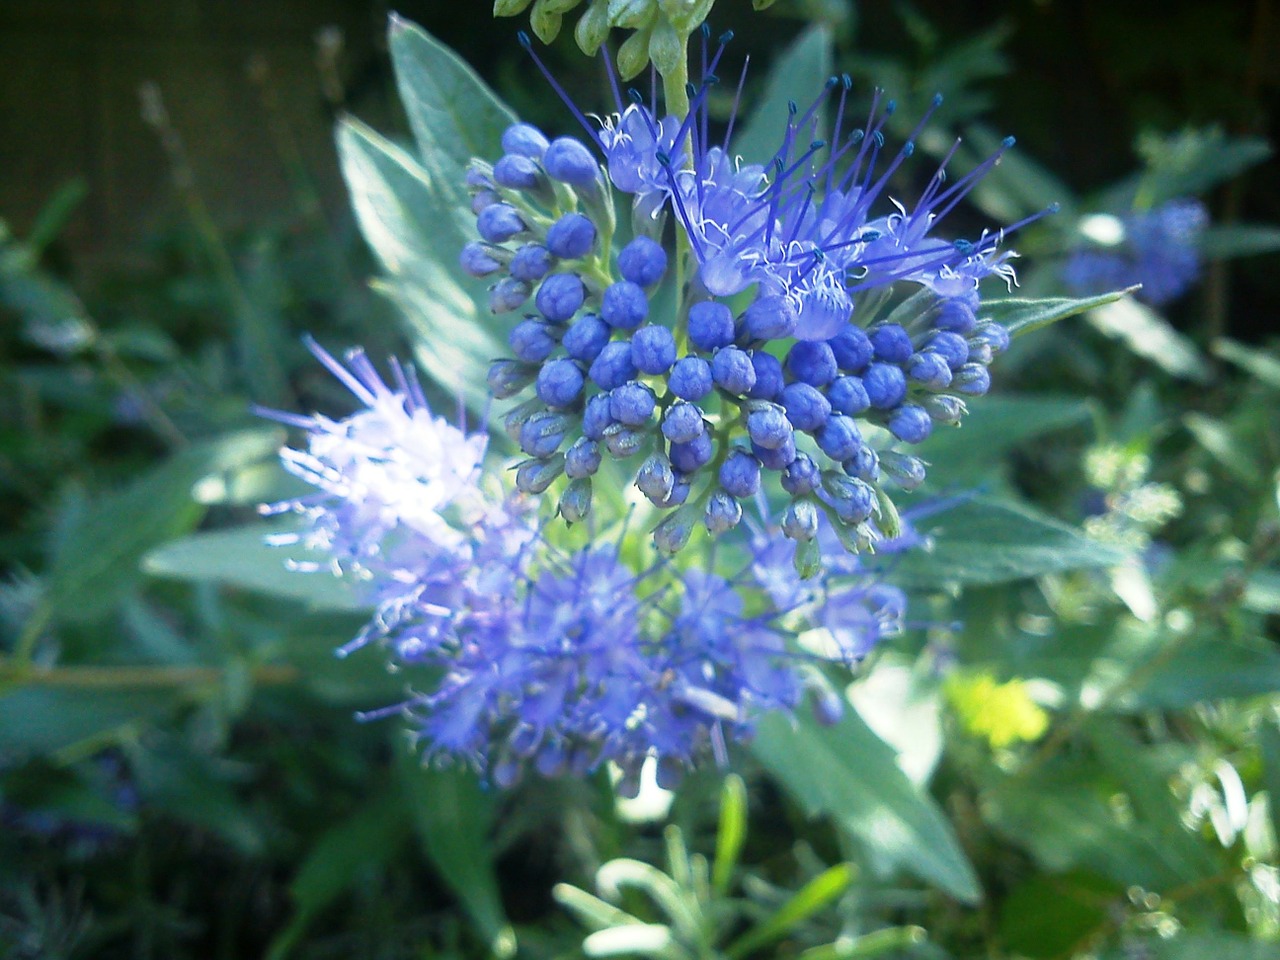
<box><xmin>463</xmin><ymin>30</ymin><xmax>1054</xmax><ymax>567</ymax></box>
<box><xmin>1063</xmin><ymin>198</ymin><xmax>1208</xmax><ymax>305</ymax></box>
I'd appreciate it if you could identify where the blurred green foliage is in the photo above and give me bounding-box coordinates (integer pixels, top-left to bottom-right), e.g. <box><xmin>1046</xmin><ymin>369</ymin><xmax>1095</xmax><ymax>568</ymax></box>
<box><xmin>2</xmin><ymin>1</ymin><xmax>1279</xmax><ymax>958</ymax></box>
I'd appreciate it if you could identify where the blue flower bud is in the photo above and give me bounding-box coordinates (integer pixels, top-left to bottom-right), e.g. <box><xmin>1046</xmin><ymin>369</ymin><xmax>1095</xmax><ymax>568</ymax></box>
<box><xmin>967</xmin><ymin>341</ymin><xmax>994</xmax><ymax>366</ymax></box>
<box><xmin>880</xmin><ymin>450</ymin><xmax>927</xmax><ymax>490</ymax></box>
<box><xmin>588</xmin><ymin>341</ymin><xmax>638</xmax><ymax>390</ymax></box>
<box><xmin>601</xmin><ymin>280</ymin><xmax>649</xmax><ymax>330</ymax></box>
<box><xmin>869</xmin><ymin>323</ymin><xmax>914</xmax><ymax>363</ymax></box>
<box><xmin>935</xmin><ymin>298</ymin><xmax>976</xmax><ymax>333</ymax></box>
<box><xmin>489</xmin><ymin>277</ymin><xmax>531</xmax><ymax>313</ymax></box>
<box><xmin>782</xmin><ymin>453</ymin><xmax>820</xmax><ymax>496</ymax></box>
<box><xmin>465</xmin><ymin>164</ymin><xmax>493</xmax><ymax>190</ymax></box>
<box><xmin>953</xmin><ymin>363</ymin><xmax>991</xmax><ymax>396</ymax></box>
<box><xmin>924</xmin><ymin>394</ymin><xmax>967</xmax><ymax>424</ymax></box>
<box><xmin>493</xmin><ymin>154</ymin><xmax>544</xmax><ymax>190</ymax></box>
<box><xmin>460</xmin><ymin>241</ymin><xmax>502</xmax><ymax>277</ymax></box>
<box><xmin>565</xmin><ymin>437</ymin><xmax>602</xmax><ymax>478</ymax></box>
<box><xmin>782</xmin><ymin>498</ymin><xmax>820</xmax><ymax>541</ymax></box>
<box><xmin>631</xmin><ymin>325</ymin><xmax>676</xmax><ymax>374</ymax></box>
<box><xmin>827</xmin><ymin>375</ymin><xmax>870</xmax><ymax>415</ymax></box>
<box><xmin>746</xmin><ymin>350</ymin><xmax>785</xmax><ymax>400</ymax></box>
<box><xmin>742</xmin><ymin>294</ymin><xmax>797</xmax><ymax>340</ymax></box>
<box><xmin>610</xmin><ymin>381</ymin><xmax>656</xmax><ymax>426</ymax></box>
<box><xmin>491</xmin><ymin>757</ymin><xmax>522</xmax><ymax>789</ymax></box>
<box><xmin>603</xmin><ymin>422</ymin><xmax>645</xmax><ymax>458</ymax></box>
<box><xmin>752</xmin><ymin>434</ymin><xmax>797</xmax><ymax>470</ymax></box>
<box><xmin>828</xmin><ymin>327</ymin><xmax>873</xmax><ymax>372</ymax></box>
<box><xmin>972</xmin><ymin>321</ymin><xmax>1010</xmax><ymax>354</ymax></box>
<box><xmin>536</xmin><ymin>273</ymin><xmax>586</xmax><ymax>322</ymax></box>
<box><xmin>842</xmin><ymin>445</ymin><xmax>879</xmax><ymax>482</ymax></box>
<box><xmin>669</xmin><ymin>356</ymin><xmax>713</xmax><ymax>400</ymax></box>
<box><xmin>780</xmin><ymin>382</ymin><xmax>832</xmax><ymax>431</ymax></box>
<box><xmin>816</xmin><ymin>415</ymin><xmax>863</xmax><ymax>461</ymax></box>
<box><xmin>519</xmin><ymin>411</ymin><xmax>570</xmax><ymax>458</ymax></box>
<box><xmin>617</xmin><ymin>236</ymin><xmax>668</xmax><ymax>287</ymax></box>
<box><xmin>516</xmin><ymin>453</ymin><xmax>565</xmax><ymax>493</ymax></box>
<box><xmin>487</xmin><ymin>358</ymin><xmax>537</xmax><ymax>398</ymax></box>
<box><xmin>888</xmin><ymin>403</ymin><xmax>933</xmax><ymax>443</ymax></box>
<box><xmin>669</xmin><ymin>430</ymin><xmax>714</xmax><ymax>473</ymax></box>
<box><xmin>582</xmin><ymin>393</ymin><xmax>615</xmax><ymax>439</ymax></box>
<box><xmin>863</xmin><ymin>362</ymin><xmax>908</xmax><ymax>409</ymax></box>
<box><xmin>471</xmin><ymin>190</ymin><xmax>500</xmax><ymax>215</ymax></box>
<box><xmin>712</xmin><ymin>347</ymin><xmax>756</xmax><ymax>395</ymax></box>
<box><xmin>509</xmin><ymin>319</ymin><xmax>559</xmax><ymax>364</ymax></box>
<box><xmin>659</xmin><ymin>478</ymin><xmax>691</xmax><ymax>508</ymax></box>
<box><xmin>536</xmin><ymin>358</ymin><xmax>585</xmax><ymax>408</ymax></box>
<box><xmin>501</xmin><ymin>122</ymin><xmax>550</xmax><ymax>159</ymax></box>
<box><xmin>786</xmin><ymin>340</ymin><xmax>838</xmax><ymax>386</ymax></box>
<box><xmin>823</xmin><ymin>474</ymin><xmax>875</xmax><ymax>524</ymax></box>
<box><xmin>747</xmin><ymin>404</ymin><xmax>792</xmax><ymax>449</ymax></box>
<box><xmin>704</xmin><ymin>491</ymin><xmax>743</xmax><ymax>534</ymax></box>
<box><xmin>545</xmin><ymin>212</ymin><xmax>597</xmax><ymax>259</ymax></box>
<box><xmin>654</xmin><ymin>506</ymin><xmax>697</xmax><ymax>554</ymax></box>
<box><xmin>688</xmin><ymin>301</ymin><xmax>734</xmax><ymax>351</ymax></box>
<box><xmin>907</xmin><ymin>352</ymin><xmax>953</xmax><ymax>390</ymax></box>
<box><xmin>563</xmin><ymin>313</ymin><xmax>611</xmax><ymax>362</ymax></box>
<box><xmin>926</xmin><ymin>331</ymin><xmax>969</xmax><ymax>368</ymax></box>
<box><xmin>556</xmin><ymin>477</ymin><xmax>590</xmax><ymax>523</ymax></box>
<box><xmin>502</xmin><ymin>399</ymin><xmax>540</xmax><ymax>441</ymax></box>
<box><xmin>719</xmin><ymin>450</ymin><xmax>761</xmax><ymax>498</ymax></box>
<box><xmin>543</xmin><ymin>136</ymin><xmax>599</xmax><ymax>185</ymax></box>
<box><xmin>509</xmin><ymin>243</ymin><xmax>553</xmax><ymax>283</ymax></box>
<box><xmin>476</xmin><ymin>202</ymin><xmax>526</xmax><ymax>243</ymax></box>
<box><xmin>636</xmin><ymin>452</ymin><xmax>676</xmax><ymax>504</ymax></box>
<box><xmin>662</xmin><ymin>402</ymin><xmax>705</xmax><ymax>443</ymax></box>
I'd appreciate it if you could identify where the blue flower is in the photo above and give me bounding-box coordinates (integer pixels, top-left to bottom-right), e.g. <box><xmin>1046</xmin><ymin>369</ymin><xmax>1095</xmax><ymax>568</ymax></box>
<box><xmin>1063</xmin><ymin>198</ymin><xmax>1208</xmax><ymax>305</ymax></box>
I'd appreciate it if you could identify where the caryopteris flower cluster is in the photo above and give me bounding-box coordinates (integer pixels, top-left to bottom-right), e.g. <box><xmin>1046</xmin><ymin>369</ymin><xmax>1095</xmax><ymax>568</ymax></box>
<box><xmin>263</xmin><ymin>340</ymin><xmax>904</xmax><ymax>786</ymax></box>
<box><xmin>266</xmin><ymin>22</ymin><xmax>1044</xmax><ymax>783</ymax></box>
<box><xmin>461</xmin><ymin>29</ymin><xmax>1045</xmax><ymax>562</ymax></box>
<box><xmin>1063</xmin><ymin>198</ymin><xmax>1208</xmax><ymax>306</ymax></box>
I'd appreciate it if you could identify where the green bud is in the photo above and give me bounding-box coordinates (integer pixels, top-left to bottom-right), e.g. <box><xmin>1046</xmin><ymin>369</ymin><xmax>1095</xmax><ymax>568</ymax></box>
<box><xmin>879</xmin><ymin>451</ymin><xmax>926</xmax><ymax>491</ymax></box>
<box><xmin>658</xmin><ymin>0</ymin><xmax>715</xmax><ymax>34</ymax></box>
<box><xmin>873</xmin><ymin>483</ymin><xmax>902</xmax><ymax>539</ymax></box>
<box><xmin>494</xmin><ymin>0</ymin><xmax>536</xmax><ymax>16</ymax></box>
<box><xmin>575</xmin><ymin>0</ymin><xmax>612</xmax><ymax>55</ymax></box>
<box><xmin>653</xmin><ymin>504</ymin><xmax>697</xmax><ymax>554</ymax></box>
<box><xmin>647</xmin><ymin>17</ymin><xmax>682</xmax><ymax>76</ymax></box>
<box><xmin>501</xmin><ymin>397</ymin><xmax>545</xmax><ymax>442</ymax></box>
<box><xmin>616</xmin><ymin>22</ymin><xmax>655</xmax><ymax>80</ymax></box>
<box><xmin>530</xmin><ymin>0</ymin><xmax>563</xmax><ymax>42</ymax></box>
<box><xmin>793</xmin><ymin>536</ymin><xmax>822</xmax><ymax>579</ymax></box>
<box><xmin>609</xmin><ymin>0</ymin><xmax>656</xmax><ymax>29</ymax></box>
<box><xmin>559</xmin><ymin>477</ymin><xmax>593</xmax><ymax>523</ymax></box>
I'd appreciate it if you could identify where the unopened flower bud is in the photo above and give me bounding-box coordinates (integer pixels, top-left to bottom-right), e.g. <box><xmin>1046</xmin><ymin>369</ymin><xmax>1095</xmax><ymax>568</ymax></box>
<box><xmin>704</xmin><ymin>490</ymin><xmax>743</xmax><ymax>534</ymax></box>
<box><xmin>516</xmin><ymin>453</ymin><xmax>565</xmax><ymax>493</ymax></box>
<box><xmin>782</xmin><ymin>498</ymin><xmax>820</xmax><ymax>542</ymax></box>
<box><xmin>559</xmin><ymin>476</ymin><xmax>593</xmax><ymax>522</ymax></box>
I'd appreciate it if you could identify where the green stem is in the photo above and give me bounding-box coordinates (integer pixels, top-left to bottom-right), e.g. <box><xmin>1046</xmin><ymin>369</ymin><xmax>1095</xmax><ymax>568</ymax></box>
<box><xmin>0</xmin><ymin>662</ymin><xmax>299</xmax><ymax>690</ymax></box>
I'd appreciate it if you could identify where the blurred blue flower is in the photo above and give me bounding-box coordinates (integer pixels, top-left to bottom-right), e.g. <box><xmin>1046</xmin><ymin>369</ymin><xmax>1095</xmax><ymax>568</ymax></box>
<box><xmin>1063</xmin><ymin>198</ymin><xmax>1208</xmax><ymax>305</ymax></box>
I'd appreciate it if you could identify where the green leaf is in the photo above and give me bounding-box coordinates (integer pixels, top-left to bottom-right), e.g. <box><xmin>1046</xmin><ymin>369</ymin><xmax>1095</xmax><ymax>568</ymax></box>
<box><xmin>888</xmin><ymin>496</ymin><xmax>1128</xmax><ymax>589</ymax></box>
<box><xmin>1087</xmin><ymin>298</ymin><xmax>1211</xmax><ymax>382</ymax></box>
<box><xmin>1200</xmin><ymin>223</ymin><xmax>1280</xmax><ymax>260</ymax></box>
<box><xmin>336</xmin><ymin>117</ymin><xmax>502</xmax><ymax>412</ymax></box>
<box><xmin>1185</xmin><ymin>413</ymin><xmax>1263</xmax><ymax>485</ymax></box>
<box><xmin>46</xmin><ymin>428</ymin><xmax>282</xmax><ymax>622</ymax></box>
<box><xmin>964</xmin><ymin>123</ymin><xmax>1078</xmax><ymax>222</ymax></box>
<box><xmin>1136</xmin><ymin>128</ymin><xmax>1272</xmax><ymax>206</ymax></box>
<box><xmin>725</xmin><ymin>863</ymin><xmax>856</xmax><ymax>960</ymax></box>
<box><xmin>1109</xmin><ymin>630</ymin><xmax>1280</xmax><ymax>712</ymax></box>
<box><xmin>916</xmin><ymin>393</ymin><xmax>1091</xmax><ymax>484</ymax></box>
<box><xmin>734</xmin><ymin>25</ymin><xmax>833</xmax><ymax>167</ymax></box>
<box><xmin>399</xmin><ymin>757</ymin><xmax>516</xmax><ymax>958</ymax></box>
<box><xmin>712</xmin><ymin>774</ymin><xmax>748</xmax><ymax>895</ymax></box>
<box><xmin>143</xmin><ymin>523</ymin><xmax>368</xmax><ymax>613</ymax></box>
<box><xmin>1213</xmin><ymin>337</ymin><xmax>1280</xmax><ymax>389</ymax></box>
<box><xmin>388</xmin><ymin>16</ymin><xmax>516</xmax><ymax>183</ymax></box>
<box><xmin>1259</xmin><ymin>719</ymin><xmax>1280</xmax><ymax>854</ymax></box>
<box><xmin>982</xmin><ymin>287</ymin><xmax>1139</xmax><ymax>338</ymax></box>
<box><xmin>998</xmin><ymin>872</ymin><xmax>1115</xmax><ymax>959</ymax></box>
<box><xmin>0</xmin><ymin>687</ymin><xmax>182</xmax><ymax>759</ymax></box>
<box><xmin>753</xmin><ymin>708</ymin><xmax>980</xmax><ymax>903</ymax></box>
<box><xmin>266</xmin><ymin>790</ymin><xmax>411</xmax><ymax>960</ymax></box>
